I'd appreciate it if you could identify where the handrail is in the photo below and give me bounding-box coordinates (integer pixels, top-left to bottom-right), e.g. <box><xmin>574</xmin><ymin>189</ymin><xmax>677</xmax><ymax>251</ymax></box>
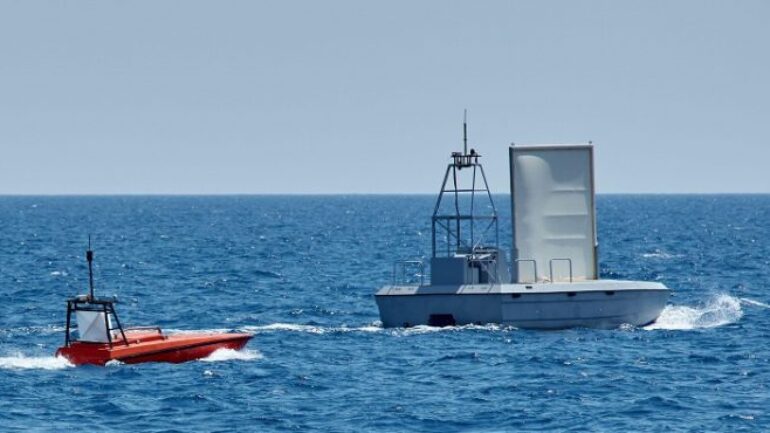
<box><xmin>124</xmin><ymin>326</ymin><xmax>163</xmax><ymax>334</ymax></box>
<box><xmin>549</xmin><ymin>258</ymin><xmax>573</xmax><ymax>283</ymax></box>
<box><xmin>514</xmin><ymin>259</ymin><xmax>538</xmax><ymax>283</ymax></box>
<box><xmin>392</xmin><ymin>260</ymin><xmax>425</xmax><ymax>286</ymax></box>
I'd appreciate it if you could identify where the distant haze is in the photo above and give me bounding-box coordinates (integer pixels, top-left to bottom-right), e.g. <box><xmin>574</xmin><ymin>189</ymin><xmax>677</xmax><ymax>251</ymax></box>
<box><xmin>1</xmin><ymin>1</ymin><xmax>768</xmax><ymax>194</ymax></box>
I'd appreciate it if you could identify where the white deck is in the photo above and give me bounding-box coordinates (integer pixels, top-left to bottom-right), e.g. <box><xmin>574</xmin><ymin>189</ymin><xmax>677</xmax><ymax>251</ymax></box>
<box><xmin>377</xmin><ymin>279</ymin><xmax>668</xmax><ymax>296</ymax></box>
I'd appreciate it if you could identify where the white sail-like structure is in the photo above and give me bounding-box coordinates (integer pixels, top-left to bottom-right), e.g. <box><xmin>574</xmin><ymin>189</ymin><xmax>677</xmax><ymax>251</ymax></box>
<box><xmin>75</xmin><ymin>310</ymin><xmax>111</xmax><ymax>343</ymax></box>
<box><xmin>509</xmin><ymin>144</ymin><xmax>597</xmax><ymax>283</ymax></box>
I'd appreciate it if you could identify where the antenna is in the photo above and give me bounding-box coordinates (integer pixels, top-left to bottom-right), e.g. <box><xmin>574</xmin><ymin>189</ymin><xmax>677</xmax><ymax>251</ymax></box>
<box><xmin>463</xmin><ymin>109</ymin><xmax>468</xmax><ymax>155</ymax></box>
<box><xmin>86</xmin><ymin>235</ymin><xmax>95</xmax><ymax>300</ymax></box>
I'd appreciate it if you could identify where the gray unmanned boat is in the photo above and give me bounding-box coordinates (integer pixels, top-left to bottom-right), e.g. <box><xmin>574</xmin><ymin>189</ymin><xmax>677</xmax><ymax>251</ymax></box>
<box><xmin>375</xmin><ymin>121</ymin><xmax>670</xmax><ymax>329</ymax></box>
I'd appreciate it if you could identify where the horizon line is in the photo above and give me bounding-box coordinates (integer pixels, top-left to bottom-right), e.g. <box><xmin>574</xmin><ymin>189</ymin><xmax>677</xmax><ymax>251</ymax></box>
<box><xmin>1</xmin><ymin>192</ymin><xmax>770</xmax><ymax>197</ymax></box>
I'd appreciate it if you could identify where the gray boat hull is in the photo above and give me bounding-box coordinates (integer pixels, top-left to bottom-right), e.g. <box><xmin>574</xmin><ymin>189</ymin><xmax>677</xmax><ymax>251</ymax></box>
<box><xmin>375</xmin><ymin>280</ymin><xmax>670</xmax><ymax>329</ymax></box>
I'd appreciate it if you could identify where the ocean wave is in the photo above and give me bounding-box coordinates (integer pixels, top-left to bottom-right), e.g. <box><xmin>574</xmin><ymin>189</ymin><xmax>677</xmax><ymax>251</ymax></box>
<box><xmin>0</xmin><ymin>325</ymin><xmax>66</xmax><ymax>336</ymax></box>
<box><xmin>241</xmin><ymin>323</ymin><xmax>381</xmax><ymax>334</ymax></box>
<box><xmin>242</xmin><ymin>323</ymin><xmax>329</xmax><ymax>334</ymax></box>
<box><xmin>641</xmin><ymin>250</ymin><xmax>680</xmax><ymax>259</ymax></box>
<box><xmin>644</xmin><ymin>294</ymin><xmax>743</xmax><ymax>330</ymax></box>
<box><xmin>200</xmin><ymin>348</ymin><xmax>263</xmax><ymax>362</ymax></box>
<box><xmin>391</xmin><ymin>323</ymin><xmax>516</xmax><ymax>335</ymax></box>
<box><xmin>125</xmin><ymin>293</ymin><xmax>753</xmax><ymax>339</ymax></box>
<box><xmin>253</xmin><ymin>270</ymin><xmax>282</xmax><ymax>279</ymax></box>
<box><xmin>241</xmin><ymin>322</ymin><xmax>515</xmax><ymax>335</ymax></box>
<box><xmin>739</xmin><ymin>297</ymin><xmax>770</xmax><ymax>309</ymax></box>
<box><xmin>147</xmin><ymin>325</ymin><xmax>383</xmax><ymax>336</ymax></box>
<box><xmin>0</xmin><ymin>353</ymin><xmax>73</xmax><ymax>370</ymax></box>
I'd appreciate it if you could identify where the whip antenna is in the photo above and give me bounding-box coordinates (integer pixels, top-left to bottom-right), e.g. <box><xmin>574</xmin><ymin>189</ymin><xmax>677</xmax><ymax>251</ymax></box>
<box><xmin>463</xmin><ymin>109</ymin><xmax>468</xmax><ymax>155</ymax></box>
<box><xmin>86</xmin><ymin>235</ymin><xmax>95</xmax><ymax>300</ymax></box>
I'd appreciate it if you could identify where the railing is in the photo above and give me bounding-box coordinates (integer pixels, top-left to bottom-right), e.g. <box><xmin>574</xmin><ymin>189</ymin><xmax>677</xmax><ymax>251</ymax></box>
<box><xmin>124</xmin><ymin>326</ymin><xmax>163</xmax><ymax>335</ymax></box>
<box><xmin>393</xmin><ymin>257</ymin><xmax>575</xmax><ymax>285</ymax></box>
<box><xmin>549</xmin><ymin>258</ymin><xmax>573</xmax><ymax>283</ymax></box>
<box><xmin>392</xmin><ymin>260</ymin><xmax>425</xmax><ymax>286</ymax></box>
<box><xmin>512</xmin><ymin>258</ymin><xmax>574</xmax><ymax>283</ymax></box>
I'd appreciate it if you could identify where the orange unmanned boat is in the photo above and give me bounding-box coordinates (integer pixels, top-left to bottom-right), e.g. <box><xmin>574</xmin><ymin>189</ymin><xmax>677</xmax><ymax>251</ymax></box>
<box><xmin>56</xmin><ymin>241</ymin><xmax>252</xmax><ymax>366</ymax></box>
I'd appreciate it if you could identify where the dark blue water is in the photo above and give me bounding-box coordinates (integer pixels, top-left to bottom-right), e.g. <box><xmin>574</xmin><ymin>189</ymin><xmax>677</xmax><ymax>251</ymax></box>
<box><xmin>1</xmin><ymin>195</ymin><xmax>769</xmax><ymax>432</ymax></box>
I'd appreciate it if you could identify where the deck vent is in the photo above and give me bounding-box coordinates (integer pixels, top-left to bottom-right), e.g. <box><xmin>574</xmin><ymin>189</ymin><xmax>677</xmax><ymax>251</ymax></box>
<box><xmin>567</xmin><ymin>292</ymin><xmax>577</xmax><ymax>297</ymax></box>
<box><xmin>605</xmin><ymin>291</ymin><xmax>615</xmax><ymax>296</ymax></box>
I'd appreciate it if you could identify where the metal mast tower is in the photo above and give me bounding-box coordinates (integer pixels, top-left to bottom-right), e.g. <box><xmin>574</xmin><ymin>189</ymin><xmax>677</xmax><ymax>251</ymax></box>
<box><xmin>431</xmin><ymin>112</ymin><xmax>499</xmax><ymax>258</ymax></box>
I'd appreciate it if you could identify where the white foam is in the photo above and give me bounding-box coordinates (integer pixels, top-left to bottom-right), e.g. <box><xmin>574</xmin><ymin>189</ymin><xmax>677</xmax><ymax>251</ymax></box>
<box><xmin>200</xmin><ymin>348</ymin><xmax>263</xmax><ymax>362</ymax></box>
<box><xmin>392</xmin><ymin>325</ymin><xmax>444</xmax><ymax>335</ymax></box>
<box><xmin>0</xmin><ymin>354</ymin><xmax>73</xmax><ymax>370</ymax></box>
<box><xmin>349</xmin><ymin>325</ymin><xmax>383</xmax><ymax>333</ymax></box>
<box><xmin>0</xmin><ymin>325</ymin><xmax>65</xmax><ymax>336</ymax></box>
<box><xmin>642</xmin><ymin>250</ymin><xmax>679</xmax><ymax>259</ymax></box>
<box><xmin>241</xmin><ymin>322</ymin><xmax>515</xmax><ymax>336</ymax></box>
<box><xmin>644</xmin><ymin>294</ymin><xmax>743</xmax><ymax>330</ymax></box>
<box><xmin>242</xmin><ymin>323</ymin><xmax>384</xmax><ymax>335</ymax></box>
<box><xmin>740</xmin><ymin>297</ymin><xmax>770</xmax><ymax>309</ymax></box>
<box><xmin>244</xmin><ymin>323</ymin><xmax>328</xmax><ymax>334</ymax></box>
<box><xmin>389</xmin><ymin>323</ymin><xmax>508</xmax><ymax>335</ymax></box>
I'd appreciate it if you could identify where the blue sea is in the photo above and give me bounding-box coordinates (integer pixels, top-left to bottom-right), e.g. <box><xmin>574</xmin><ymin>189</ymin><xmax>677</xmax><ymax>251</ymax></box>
<box><xmin>1</xmin><ymin>195</ymin><xmax>769</xmax><ymax>432</ymax></box>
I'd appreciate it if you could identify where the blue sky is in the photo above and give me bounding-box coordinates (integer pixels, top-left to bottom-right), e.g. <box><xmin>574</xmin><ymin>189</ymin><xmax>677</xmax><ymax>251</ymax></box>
<box><xmin>0</xmin><ymin>1</ymin><xmax>768</xmax><ymax>194</ymax></box>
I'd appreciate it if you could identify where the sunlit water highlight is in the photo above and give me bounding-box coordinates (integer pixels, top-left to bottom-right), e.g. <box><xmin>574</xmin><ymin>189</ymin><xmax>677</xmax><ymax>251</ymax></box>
<box><xmin>201</xmin><ymin>348</ymin><xmax>263</xmax><ymax>362</ymax></box>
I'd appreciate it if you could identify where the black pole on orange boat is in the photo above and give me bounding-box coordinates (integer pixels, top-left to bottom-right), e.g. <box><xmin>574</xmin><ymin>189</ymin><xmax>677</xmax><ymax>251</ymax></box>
<box><xmin>87</xmin><ymin>235</ymin><xmax>95</xmax><ymax>300</ymax></box>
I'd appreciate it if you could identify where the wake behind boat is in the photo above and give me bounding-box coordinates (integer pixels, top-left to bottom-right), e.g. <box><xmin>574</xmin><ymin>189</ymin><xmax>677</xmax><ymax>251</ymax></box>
<box><xmin>56</xmin><ymin>240</ymin><xmax>252</xmax><ymax>366</ymax></box>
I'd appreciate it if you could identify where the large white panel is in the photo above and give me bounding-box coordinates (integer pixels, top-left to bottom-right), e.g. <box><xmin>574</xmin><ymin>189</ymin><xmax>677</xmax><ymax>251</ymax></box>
<box><xmin>509</xmin><ymin>144</ymin><xmax>597</xmax><ymax>282</ymax></box>
<box><xmin>76</xmin><ymin>310</ymin><xmax>111</xmax><ymax>343</ymax></box>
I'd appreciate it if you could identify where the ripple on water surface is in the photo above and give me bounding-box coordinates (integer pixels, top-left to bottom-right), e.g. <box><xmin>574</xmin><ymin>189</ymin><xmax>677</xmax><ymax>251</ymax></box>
<box><xmin>1</xmin><ymin>195</ymin><xmax>770</xmax><ymax>432</ymax></box>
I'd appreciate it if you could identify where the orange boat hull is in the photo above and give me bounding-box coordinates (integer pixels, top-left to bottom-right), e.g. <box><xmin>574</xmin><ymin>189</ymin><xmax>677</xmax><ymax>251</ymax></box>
<box><xmin>57</xmin><ymin>332</ymin><xmax>252</xmax><ymax>366</ymax></box>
